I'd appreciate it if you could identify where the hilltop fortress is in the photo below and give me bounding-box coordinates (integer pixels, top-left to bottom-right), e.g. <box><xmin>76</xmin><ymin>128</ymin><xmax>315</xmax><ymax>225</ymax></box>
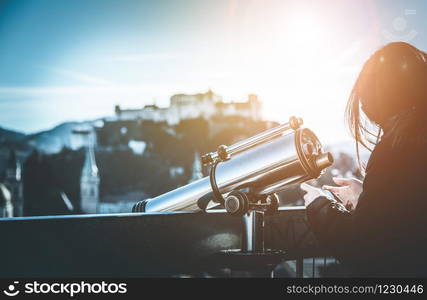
<box><xmin>114</xmin><ymin>90</ymin><xmax>262</xmax><ymax>124</ymax></box>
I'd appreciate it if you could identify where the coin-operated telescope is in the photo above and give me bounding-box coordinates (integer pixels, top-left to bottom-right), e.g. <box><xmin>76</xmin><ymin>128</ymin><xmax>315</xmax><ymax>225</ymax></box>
<box><xmin>133</xmin><ymin>116</ymin><xmax>332</xmax><ymax>215</ymax></box>
<box><xmin>133</xmin><ymin>117</ymin><xmax>333</xmax><ymax>270</ymax></box>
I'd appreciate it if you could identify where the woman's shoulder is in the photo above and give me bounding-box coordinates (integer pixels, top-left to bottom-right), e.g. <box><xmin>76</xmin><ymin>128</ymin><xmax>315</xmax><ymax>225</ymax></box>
<box><xmin>366</xmin><ymin>120</ymin><xmax>427</xmax><ymax>174</ymax></box>
<box><xmin>384</xmin><ymin>108</ymin><xmax>427</xmax><ymax>150</ymax></box>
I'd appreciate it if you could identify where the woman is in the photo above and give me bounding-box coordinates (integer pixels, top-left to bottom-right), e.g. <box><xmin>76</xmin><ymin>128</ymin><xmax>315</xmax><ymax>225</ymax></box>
<box><xmin>301</xmin><ymin>42</ymin><xmax>427</xmax><ymax>277</ymax></box>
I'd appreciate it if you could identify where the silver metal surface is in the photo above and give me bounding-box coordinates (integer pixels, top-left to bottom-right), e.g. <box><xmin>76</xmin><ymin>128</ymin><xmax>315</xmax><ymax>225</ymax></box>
<box><xmin>143</xmin><ymin>126</ymin><xmax>332</xmax><ymax>213</ymax></box>
<box><xmin>242</xmin><ymin>211</ymin><xmax>264</xmax><ymax>252</ymax></box>
<box><xmin>203</xmin><ymin>117</ymin><xmax>303</xmax><ymax>164</ymax></box>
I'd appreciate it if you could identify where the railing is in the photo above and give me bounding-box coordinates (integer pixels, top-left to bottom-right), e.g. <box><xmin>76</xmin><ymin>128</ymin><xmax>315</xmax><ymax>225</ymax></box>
<box><xmin>0</xmin><ymin>207</ymin><xmax>338</xmax><ymax>278</ymax></box>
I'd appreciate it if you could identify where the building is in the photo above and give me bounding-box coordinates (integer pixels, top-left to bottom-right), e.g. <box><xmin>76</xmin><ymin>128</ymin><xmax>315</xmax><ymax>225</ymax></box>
<box><xmin>2</xmin><ymin>149</ymin><xmax>23</xmax><ymax>217</ymax></box>
<box><xmin>0</xmin><ymin>184</ymin><xmax>13</xmax><ymax>217</ymax></box>
<box><xmin>114</xmin><ymin>90</ymin><xmax>262</xmax><ymax>125</ymax></box>
<box><xmin>74</xmin><ymin>128</ymin><xmax>101</xmax><ymax>214</ymax></box>
<box><xmin>77</xmin><ymin>126</ymin><xmax>146</xmax><ymax>214</ymax></box>
<box><xmin>80</xmin><ymin>141</ymin><xmax>100</xmax><ymax>214</ymax></box>
<box><xmin>189</xmin><ymin>152</ymin><xmax>203</xmax><ymax>183</ymax></box>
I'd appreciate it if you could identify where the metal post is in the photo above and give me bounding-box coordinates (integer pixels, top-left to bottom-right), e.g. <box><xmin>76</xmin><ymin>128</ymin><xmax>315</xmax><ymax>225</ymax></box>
<box><xmin>242</xmin><ymin>211</ymin><xmax>264</xmax><ymax>253</ymax></box>
<box><xmin>296</xmin><ymin>257</ymin><xmax>304</xmax><ymax>278</ymax></box>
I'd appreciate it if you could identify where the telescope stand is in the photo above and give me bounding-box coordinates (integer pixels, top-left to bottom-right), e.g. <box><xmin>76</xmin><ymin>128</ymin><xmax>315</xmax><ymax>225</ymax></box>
<box><xmin>215</xmin><ymin>210</ymin><xmax>286</xmax><ymax>277</ymax></box>
<box><xmin>204</xmin><ymin>158</ymin><xmax>286</xmax><ymax>277</ymax></box>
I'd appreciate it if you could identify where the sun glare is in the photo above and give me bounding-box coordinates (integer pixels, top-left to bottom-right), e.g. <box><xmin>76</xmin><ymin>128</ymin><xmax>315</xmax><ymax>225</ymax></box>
<box><xmin>237</xmin><ymin>11</ymin><xmax>354</xmax><ymax>143</ymax></box>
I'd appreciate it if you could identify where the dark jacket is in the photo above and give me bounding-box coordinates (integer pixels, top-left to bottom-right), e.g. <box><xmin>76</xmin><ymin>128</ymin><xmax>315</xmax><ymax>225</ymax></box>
<box><xmin>307</xmin><ymin>121</ymin><xmax>427</xmax><ymax>277</ymax></box>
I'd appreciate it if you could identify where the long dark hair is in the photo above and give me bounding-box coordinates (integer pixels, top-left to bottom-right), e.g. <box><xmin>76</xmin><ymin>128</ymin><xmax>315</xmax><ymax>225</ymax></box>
<box><xmin>346</xmin><ymin>42</ymin><xmax>427</xmax><ymax>172</ymax></box>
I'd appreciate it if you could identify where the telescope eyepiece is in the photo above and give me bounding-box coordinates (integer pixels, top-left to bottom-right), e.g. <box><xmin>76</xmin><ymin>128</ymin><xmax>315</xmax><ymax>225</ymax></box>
<box><xmin>315</xmin><ymin>152</ymin><xmax>334</xmax><ymax>171</ymax></box>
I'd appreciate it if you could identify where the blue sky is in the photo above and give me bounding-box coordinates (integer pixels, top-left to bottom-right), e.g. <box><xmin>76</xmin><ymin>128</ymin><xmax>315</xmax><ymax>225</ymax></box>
<box><xmin>0</xmin><ymin>0</ymin><xmax>426</xmax><ymax>143</ymax></box>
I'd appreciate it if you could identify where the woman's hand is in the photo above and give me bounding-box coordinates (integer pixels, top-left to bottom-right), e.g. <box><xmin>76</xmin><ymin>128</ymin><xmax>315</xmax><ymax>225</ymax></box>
<box><xmin>323</xmin><ymin>177</ymin><xmax>363</xmax><ymax>211</ymax></box>
<box><xmin>300</xmin><ymin>182</ymin><xmax>333</xmax><ymax>207</ymax></box>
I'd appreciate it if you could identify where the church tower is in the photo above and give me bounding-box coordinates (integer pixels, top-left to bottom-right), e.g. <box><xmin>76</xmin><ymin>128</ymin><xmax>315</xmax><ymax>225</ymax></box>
<box><xmin>4</xmin><ymin>149</ymin><xmax>23</xmax><ymax>217</ymax></box>
<box><xmin>79</xmin><ymin>132</ymin><xmax>100</xmax><ymax>214</ymax></box>
<box><xmin>189</xmin><ymin>152</ymin><xmax>203</xmax><ymax>183</ymax></box>
<box><xmin>248</xmin><ymin>94</ymin><xmax>262</xmax><ymax>121</ymax></box>
<box><xmin>0</xmin><ymin>184</ymin><xmax>13</xmax><ymax>218</ymax></box>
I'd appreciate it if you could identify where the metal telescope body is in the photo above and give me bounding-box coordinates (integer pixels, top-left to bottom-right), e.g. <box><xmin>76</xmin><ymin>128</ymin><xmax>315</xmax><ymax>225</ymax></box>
<box><xmin>136</xmin><ymin>117</ymin><xmax>333</xmax><ymax>213</ymax></box>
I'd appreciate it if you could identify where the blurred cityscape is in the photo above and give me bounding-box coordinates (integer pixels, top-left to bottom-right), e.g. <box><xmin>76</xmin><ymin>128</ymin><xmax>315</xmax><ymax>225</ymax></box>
<box><xmin>0</xmin><ymin>89</ymin><xmax>358</xmax><ymax>217</ymax></box>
